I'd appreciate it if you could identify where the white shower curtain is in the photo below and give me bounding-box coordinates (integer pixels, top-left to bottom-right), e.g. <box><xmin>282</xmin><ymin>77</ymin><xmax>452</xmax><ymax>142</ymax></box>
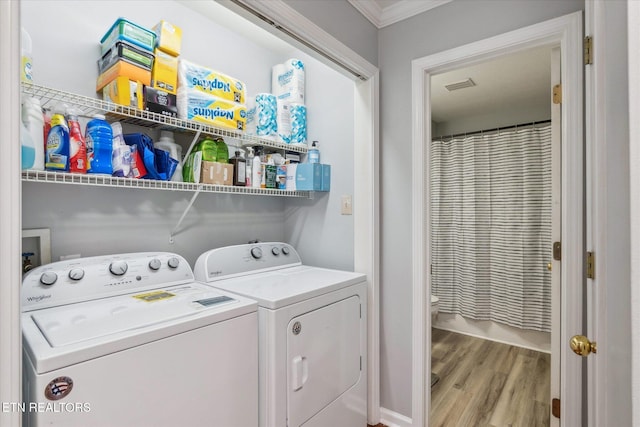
<box><xmin>430</xmin><ymin>124</ymin><xmax>552</xmax><ymax>332</ymax></box>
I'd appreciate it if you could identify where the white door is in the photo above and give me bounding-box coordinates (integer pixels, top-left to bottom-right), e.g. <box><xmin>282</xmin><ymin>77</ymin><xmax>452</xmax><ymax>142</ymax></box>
<box><xmin>286</xmin><ymin>296</ymin><xmax>361</xmax><ymax>427</ymax></box>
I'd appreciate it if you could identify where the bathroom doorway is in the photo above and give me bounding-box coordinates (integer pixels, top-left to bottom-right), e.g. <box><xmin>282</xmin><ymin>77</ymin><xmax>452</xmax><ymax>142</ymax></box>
<box><xmin>410</xmin><ymin>12</ymin><xmax>584</xmax><ymax>427</ymax></box>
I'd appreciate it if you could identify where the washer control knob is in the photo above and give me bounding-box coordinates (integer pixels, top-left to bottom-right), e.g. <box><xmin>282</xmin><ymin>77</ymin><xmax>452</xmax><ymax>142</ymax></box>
<box><xmin>281</xmin><ymin>246</ymin><xmax>290</xmax><ymax>255</ymax></box>
<box><xmin>167</xmin><ymin>257</ymin><xmax>180</xmax><ymax>269</ymax></box>
<box><xmin>250</xmin><ymin>247</ymin><xmax>263</xmax><ymax>259</ymax></box>
<box><xmin>149</xmin><ymin>258</ymin><xmax>162</xmax><ymax>271</ymax></box>
<box><xmin>40</xmin><ymin>271</ymin><xmax>58</xmax><ymax>286</ymax></box>
<box><xmin>68</xmin><ymin>268</ymin><xmax>85</xmax><ymax>281</ymax></box>
<box><xmin>109</xmin><ymin>260</ymin><xmax>128</xmax><ymax>276</ymax></box>
<box><xmin>272</xmin><ymin>247</ymin><xmax>281</xmax><ymax>256</ymax></box>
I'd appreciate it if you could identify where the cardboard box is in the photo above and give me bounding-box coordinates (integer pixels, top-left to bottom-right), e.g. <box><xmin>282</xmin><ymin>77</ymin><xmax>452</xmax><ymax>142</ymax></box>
<box><xmin>295</xmin><ymin>163</ymin><xmax>322</xmax><ymax>191</ymax></box>
<box><xmin>153</xmin><ymin>20</ymin><xmax>182</xmax><ymax>57</ymax></box>
<box><xmin>201</xmin><ymin>161</ymin><xmax>233</xmax><ymax>185</ymax></box>
<box><xmin>144</xmin><ymin>86</ymin><xmax>177</xmax><ymax>117</ymax></box>
<box><xmin>152</xmin><ymin>49</ymin><xmax>178</xmax><ymax>94</ymax></box>
<box><xmin>96</xmin><ymin>60</ymin><xmax>151</xmax><ymax>91</ymax></box>
<box><xmin>103</xmin><ymin>77</ymin><xmax>143</xmax><ymax>109</ymax></box>
<box><xmin>321</xmin><ymin>164</ymin><xmax>331</xmax><ymax>192</ymax></box>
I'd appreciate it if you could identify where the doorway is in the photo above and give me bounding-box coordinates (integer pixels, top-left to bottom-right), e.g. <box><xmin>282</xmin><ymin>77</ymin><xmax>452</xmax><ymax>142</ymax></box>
<box><xmin>410</xmin><ymin>12</ymin><xmax>584</xmax><ymax>427</ymax></box>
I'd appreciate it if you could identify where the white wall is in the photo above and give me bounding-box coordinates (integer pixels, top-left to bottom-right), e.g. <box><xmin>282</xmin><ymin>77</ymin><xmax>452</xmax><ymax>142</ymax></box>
<box><xmin>377</xmin><ymin>0</ymin><xmax>584</xmax><ymax>417</ymax></box>
<box><xmin>20</xmin><ymin>0</ymin><xmax>356</xmax><ymax>268</ymax></box>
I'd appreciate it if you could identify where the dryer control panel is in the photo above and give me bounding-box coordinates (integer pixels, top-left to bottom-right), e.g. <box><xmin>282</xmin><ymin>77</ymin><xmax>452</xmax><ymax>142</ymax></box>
<box><xmin>21</xmin><ymin>252</ymin><xmax>194</xmax><ymax>312</ymax></box>
<box><xmin>194</xmin><ymin>242</ymin><xmax>302</xmax><ymax>282</ymax></box>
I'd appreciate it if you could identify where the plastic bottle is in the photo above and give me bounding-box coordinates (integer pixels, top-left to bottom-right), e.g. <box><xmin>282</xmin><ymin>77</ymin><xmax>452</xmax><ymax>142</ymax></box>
<box><xmin>84</xmin><ymin>114</ymin><xmax>113</xmax><ymax>175</ymax></box>
<box><xmin>20</xmin><ymin>121</ymin><xmax>36</xmax><ymax>170</ymax></box>
<box><xmin>308</xmin><ymin>140</ymin><xmax>320</xmax><ymax>163</ymax></box>
<box><xmin>67</xmin><ymin>109</ymin><xmax>87</xmax><ymax>174</ymax></box>
<box><xmin>246</xmin><ymin>147</ymin><xmax>253</xmax><ymax>187</ymax></box>
<box><xmin>154</xmin><ymin>131</ymin><xmax>182</xmax><ymax>182</ymax></box>
<box><xmin>215</xmin><ymin>137</ymin><xmax>229</xmax><ymax>163</ymax></box>
<box><xmin>21</xmin><ymin>28</ymin><xmax>33</xmax><ymax>83</ymax></box>
<box><xmin>111</xmin><ymin>122</ymin><xmax>131</xmax><ymax>178</ymax></box>
<box><xmin>251</xmin><ymin>148</ymin><xmax>262</xmax><ymax>189</ymax></box>
<box><xmin>230</xmin><ymin>150</ymin><xmax>246</xmax><ymax>186</ymax></box>
<box><xmin>21</xmin><ymin>97</ymin><xmax>44</xmax><ymax>170</ymax></box>
<box><xmin>45</xmin><ymin>108</ymin><xmax>70</xmax><ymax>171</ymax></box>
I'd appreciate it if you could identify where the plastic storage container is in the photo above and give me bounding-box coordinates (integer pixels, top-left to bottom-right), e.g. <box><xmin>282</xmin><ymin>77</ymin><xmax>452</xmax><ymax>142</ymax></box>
<box><xmin>85</xmin><ymin>114</ymin><xmax>113</xmax><ymax>174</ymax></box>
<box><xmin>100</xmin><ymin>18</ymin><xmax>156</xmax><ymax>54</ymax></box>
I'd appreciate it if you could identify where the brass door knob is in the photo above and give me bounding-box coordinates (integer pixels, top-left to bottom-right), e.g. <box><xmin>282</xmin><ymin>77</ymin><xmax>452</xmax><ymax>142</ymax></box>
<box><xmin>570</xmin><ymin>335</ymin><xmax>597</xmax><ymax>356</ymax></box>
<box><xmin>547</xmin><ymin>262</ymin><xmax>552</xmax><ymax>271</ymax></box>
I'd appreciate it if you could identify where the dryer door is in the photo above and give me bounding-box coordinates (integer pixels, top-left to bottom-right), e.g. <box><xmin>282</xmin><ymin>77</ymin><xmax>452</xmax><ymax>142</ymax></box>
<box><xmin>286</xmin><ymin>295</ymin><xmax>361</xmax><ymax>427</ymax></box>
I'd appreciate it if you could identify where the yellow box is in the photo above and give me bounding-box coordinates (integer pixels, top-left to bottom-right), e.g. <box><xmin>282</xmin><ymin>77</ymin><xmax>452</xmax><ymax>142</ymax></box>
<box><xmin>96</xmin><ymin>60</ymin><xmax>151</xmax><ymax>92</ymax></box>
<box><xmin>153</xmin><ymin>20</ymin><xmax>182</xmax><ymax>57</ymax></box>
<box><xmin>102</xmin><ymin>76</ymin><xmax>143</xmax><ymax>109</ymax></box>
<box><xmin>152</xmin><ymin>49</ymin><xmax>178</xmax><ymax>94</ymax></box>
<box><xmin>201</xmin><ymin>161</ymin><xmax>233</xmax><ymax>186</ymax></box>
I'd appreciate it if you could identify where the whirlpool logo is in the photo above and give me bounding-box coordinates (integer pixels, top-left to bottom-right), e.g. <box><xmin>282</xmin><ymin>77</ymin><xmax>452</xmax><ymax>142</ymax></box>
<box><xmin>26</xmin><ymin>294</ymin><xmax>51</xmax><ymax>303</ymax></box>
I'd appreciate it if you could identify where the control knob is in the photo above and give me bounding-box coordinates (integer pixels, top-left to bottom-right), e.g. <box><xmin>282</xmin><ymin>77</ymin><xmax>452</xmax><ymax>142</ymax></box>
<box><xmin>109</xmin><ymin>260</ymin><xmax>128</xmax><ymax>276</ymax></box>
<box><xmin>281</xmin><ymin>246</ymin><xmax>290</xmax><ymax>255</ymax></box>
<box><xmin>250</xmin><ymin>247</ymin><xmax>263</xmax><ymax>259</ymax></box>
<box><xmin>68</xmin><ymin>268</ymin><xmax>85</xmax><ymax>281</ymax></box>
<box><xmin>149</xmin><ymin>258</ymin><xmax>162</xmax><ymax>271</ymax></box>
<box><xmin>272</xmin><ymin>247</ymin><xmax>281</xmax><ymax>256</ymax></box>
<box><xmin>40</xmin><ymin>271</ymin><xmax>57</xmax><ymax>286</ymax></box>
<box><xmin>167</xmin><ymin>257</ymin><xmax>180</xmax><ymax>269</ymax></box>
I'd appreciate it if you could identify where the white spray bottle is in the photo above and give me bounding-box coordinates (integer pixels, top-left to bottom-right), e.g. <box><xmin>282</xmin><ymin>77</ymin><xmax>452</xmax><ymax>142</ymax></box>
<box><xmin>251</xmin><ymin>148</ymin><xmax>262</xmax><ymax>189</ymax></box>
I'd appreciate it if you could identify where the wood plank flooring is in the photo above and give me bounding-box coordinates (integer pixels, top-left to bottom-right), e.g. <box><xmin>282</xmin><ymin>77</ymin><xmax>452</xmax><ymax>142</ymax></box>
<box><xmin>430</xmin><ymin>329</ymin><xmax>551</xmax><ymax>427</ymax></box>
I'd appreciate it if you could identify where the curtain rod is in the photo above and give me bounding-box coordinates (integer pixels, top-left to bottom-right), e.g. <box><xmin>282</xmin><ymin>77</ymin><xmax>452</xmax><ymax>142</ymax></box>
<box><xmin>432</xmin><ymin>119</ymin><xmax>551</xmax><ymax>141</ymax></box>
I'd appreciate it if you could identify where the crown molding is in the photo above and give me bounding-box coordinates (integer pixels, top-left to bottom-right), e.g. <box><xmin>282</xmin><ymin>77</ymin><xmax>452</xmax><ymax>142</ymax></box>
<box><xmin>348</xmin><ymin>0</ymin><xmax>452</xmax><ymax>28</ymax></box>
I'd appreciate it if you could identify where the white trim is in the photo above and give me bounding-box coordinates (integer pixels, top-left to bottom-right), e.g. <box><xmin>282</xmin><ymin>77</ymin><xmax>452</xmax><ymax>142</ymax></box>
<box><xmin>379</xmin><ymin>407</ymin><xmax>413</xmax><ymax>427</ymax></box>
<box><xmin>228</xmin><ymin>0</ymin><xmax>377</xmax><ymax>80</ymax></box>
<box><xmin>0</xmin><ymin>1</ymin><xmax>22</xmax><ymax>426</ymax></box>
<box><xmin>628</xmin><ymin>1</ymin><xmax>640</xmax><ymax>426</ymax></box>
<box><xmin>348</xmin><ymin>0</ymin><xmax>452</xmax><ymax>29</ymax></box>
<box><xmin>411</xmin><ymin>12</ymin><xmax>583</xmax><ymax>427</ymax></box>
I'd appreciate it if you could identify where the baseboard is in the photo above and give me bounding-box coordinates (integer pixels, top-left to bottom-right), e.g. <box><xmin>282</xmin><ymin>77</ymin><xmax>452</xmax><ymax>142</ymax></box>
<box><xmin>379</xmin><ymin>407</ymin><xmax>413</xmax><ymax>427</ymax></box>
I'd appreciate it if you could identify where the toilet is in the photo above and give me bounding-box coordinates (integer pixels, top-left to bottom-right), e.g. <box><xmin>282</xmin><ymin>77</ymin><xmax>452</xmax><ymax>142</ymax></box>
<box><xmin>431</xmin><ymin>295</ymin><xmax>439</xmax><ymax>324</ymax></box>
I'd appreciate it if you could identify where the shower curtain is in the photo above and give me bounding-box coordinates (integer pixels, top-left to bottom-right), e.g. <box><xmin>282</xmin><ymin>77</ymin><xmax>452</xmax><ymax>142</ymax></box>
<box><xmin>430</xmin><ymin>124</ymin><xmax>552</xmax><ymax>332</ymax></box>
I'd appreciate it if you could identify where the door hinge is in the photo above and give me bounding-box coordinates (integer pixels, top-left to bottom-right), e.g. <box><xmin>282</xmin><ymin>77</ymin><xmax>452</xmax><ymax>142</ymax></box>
<box><xmin>360</xmin><ymin>304</ymin><xmax>362</xmax><ymax>318</ymax></box>
<box><xmin>587</xmin><ymin>251</ymin><xmax>595</xmax><ymax>279</ymax></box>
<box><xmin>552</xmin><ymin>84</ymin><xmax>562</xmax><ymax>104</ymax></box>
<box><xmin>585</xmin><ymin>36</ymin><xmax>593</xmax><ymax>65</ymax></box>
<box><xmin>552</xmin><ymin>398</ymin><xmax>561</xmax><ymax>418</ymax></box>
<box><xmin>360</xmin><ymin>356</ymin><xmax>362</xmax><ymax>371</ymax></box>
<box><xmin>553</xmin><ymin>241</ymin><xmax>561</xmax><ymax>261</ymax></box>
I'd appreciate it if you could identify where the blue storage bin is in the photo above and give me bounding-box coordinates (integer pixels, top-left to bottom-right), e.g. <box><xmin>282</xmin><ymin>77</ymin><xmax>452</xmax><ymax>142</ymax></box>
<box><xmin>101</xmin><ymin>18</ymin><xmax>157</xmax><ymax>54</ymax></box>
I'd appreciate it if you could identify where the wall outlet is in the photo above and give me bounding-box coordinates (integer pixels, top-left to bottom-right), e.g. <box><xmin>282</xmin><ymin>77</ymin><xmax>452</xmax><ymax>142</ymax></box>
<box><xmin>341</xmin><ymin>195</ymin><xmax>353</xmax><ymax>215</ymax></box>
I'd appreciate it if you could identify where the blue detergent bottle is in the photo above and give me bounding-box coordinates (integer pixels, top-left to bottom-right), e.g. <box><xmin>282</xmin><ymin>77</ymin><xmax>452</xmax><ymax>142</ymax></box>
<box><xmin>85</xmin><ymin>114</ymin><xmax>113</xmax><ymax>174</ymax></box>
<box><xmin>45</xmin><ymin>108</ymin><xmax>70</xmax><ymax>171</ymax></box>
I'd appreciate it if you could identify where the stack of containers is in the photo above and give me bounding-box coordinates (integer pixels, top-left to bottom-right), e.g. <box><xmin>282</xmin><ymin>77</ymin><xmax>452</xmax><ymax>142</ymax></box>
<box><xmin>97</xmin><ymin>18</ymin><xmax>156</xmax><ymax>108</ymax></box>
<box><xmin>146</xmin><ymin>20</ymin><xmax>182</xmax><ymax>117</ymax></box>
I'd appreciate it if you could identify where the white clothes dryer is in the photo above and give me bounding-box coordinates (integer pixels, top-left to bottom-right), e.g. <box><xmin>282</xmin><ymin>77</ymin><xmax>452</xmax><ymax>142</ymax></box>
<box><xmin>21</xmin><ymin>252</ymin><xmax>258</xmax><ymax>427</ymax></box>
<box><xmin>194</xmin><ymin>242</ymin><xmax>367</xmax><ymax>427</ymax></box>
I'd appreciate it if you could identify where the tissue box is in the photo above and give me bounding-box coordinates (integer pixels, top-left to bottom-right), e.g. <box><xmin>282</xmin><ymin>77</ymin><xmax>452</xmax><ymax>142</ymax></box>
<box><xmin>96</xmin><ymin>60</ymin><xmax>151</xmax><ymax>91</ymax></box>
<box><xmin>321</xmin><ymin>164</ymin><xmax>331</xmax><ymax>192</ymax></box>
<box><xmin>101</xmin><ymin>18</ymin><xmax>156</xmax><ymax>54</ymax></box>
<box><xmin>103</xmin><ymin>77</ymin><xmax>143</xmax><ymax>109</ymax></box>
<box><xmin>295</xmin><ymin>163</ymin><xmax>322</xmax><ymax>191</ymax></box>
<box><xmin>144</xmin><ymin>86</ymin><xmax>177</xmax><ymax>117</ymax></box>
<box><xmin>178</xmin><ymin>59</ymin><xmax>246</xmax><ymax>104</ymax></box>
<box><xmin>153</xmin><ymin>20</ymin><xmax>182</xmax><ymax>56</ymax></box>
<box><xmin>152</xmin><ymin>49</ymin><xmax>178</xmax><ymax>94</ymax></box>
<box><xmin>201</xmin><ymin>161</ymin><xmax>233</xmax><ymax>185</ymax></box>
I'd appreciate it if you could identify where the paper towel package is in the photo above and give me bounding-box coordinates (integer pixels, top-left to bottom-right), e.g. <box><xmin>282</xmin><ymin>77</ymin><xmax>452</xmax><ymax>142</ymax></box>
<box><xmin>179</xmin><ymin>59</ymin><xmax>246</xmax><ymax>104</ymax></box>
<box><xmin>253</xmin><ymin>93</ymin><xmax>277</xmax><ymax>137</ymax></box>
<box><xmin>177</xmin><ymin>88</ymin><xmax>247</xmax><ymax>131</ymax></box>
<box><xmin>272</xmin><ymin>58</ymin><xmax>305</xmax><ymax>104</ymax></box>
<box><xmin>289</xmin><ymin>103</ymin><xmax>307</xmax><ymax>144</ymax></box>
<box><xmin>276</xmin><ymin>98</ymin><xmax>291</xmax><ymax>143</ymax></box>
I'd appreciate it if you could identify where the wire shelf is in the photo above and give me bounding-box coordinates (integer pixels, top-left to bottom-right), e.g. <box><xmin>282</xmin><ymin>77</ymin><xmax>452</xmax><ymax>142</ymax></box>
<box><xmin>22</xmin><ymin>170</ymin><xmax>312</xmax><ymax>198</ymax></box>
<box><xmin>21</xmin><ymin>82</ymin><xmax>308</xmax><ymax>154</ymax></box>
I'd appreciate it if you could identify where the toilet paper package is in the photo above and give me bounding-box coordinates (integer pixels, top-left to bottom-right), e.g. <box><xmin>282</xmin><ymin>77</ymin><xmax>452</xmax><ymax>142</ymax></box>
<box><xmin>177</xmin><ymin>88</ymin><xmax>247</xmax><ymax>131</ymax></box>
<box><xmin>246</xmin><ymin>93</ymin><xmax>277</xmax><ymax>138</ymax></box>
<box><xmin>272</xmin><ymin>59</ymin><xmax>304</xmax><ymax>104</ymax></box>
<box><xmin>289</xmin><ymin>103</ymin><xmax>307</xmax><ymax>145</ymax></box>
<box><xmin>276</xmin><ymin>98</ymin><xmax>291</xmax><ymax>144</ymax></box>
<box><xmin>178</xmin><ymin>59</ymin><xmax>246</xmax><ymax>104</ymax></box>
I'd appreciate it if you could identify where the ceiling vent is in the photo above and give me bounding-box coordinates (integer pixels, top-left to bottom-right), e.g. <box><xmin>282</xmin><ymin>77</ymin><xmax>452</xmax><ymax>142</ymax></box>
<box><xmin>444</xmin><ymin>78</ymin><xmax>476</xmax><ymax>91</ymax></box>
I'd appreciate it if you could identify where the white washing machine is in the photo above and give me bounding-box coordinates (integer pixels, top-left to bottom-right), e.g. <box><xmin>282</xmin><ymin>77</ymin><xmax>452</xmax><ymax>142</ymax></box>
<box><xmin>194</xmin><ymin>242</ymin><xmax>367</xmax><ymax>427</ymax></box>
<box><xmin>21</xmin><ymin>252</ymin><xmax>258</xmax><ymax>427</ymax></box>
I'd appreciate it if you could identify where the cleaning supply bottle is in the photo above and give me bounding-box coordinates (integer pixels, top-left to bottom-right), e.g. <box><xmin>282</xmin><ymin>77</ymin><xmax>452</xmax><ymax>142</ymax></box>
<box><xmin>21</xmin><ymin>97</ymin><xmax>44</xmax><ymax>170</ymax></box>
<box><xmin>251</xmin><ymin>148</ymin><xmax>262</xmax><ymax>189</ymax></box>
<box><xmin>308</xmin><ymin>140</ymin><xmax>320</xmax><ymax>163</ymax></box>
<box><xmin>85</xmin><ymin>114</ymin><xmax>113</xmax><ymax>174</ymax></box>
<box><xmin>20</xmin><ymin>121</ymin><xmax>36</xmax><ymax>170</ymax></box>
<box><xmin>154</xmin><ymin>131</ymin><xmax>182</xmax><ymax>181</ymax></box>
<box><xmin>215</xmin><ymin>137</ymin><xmax>229</xmax><ymax>163</ymax></box>
<box><xmin>21</xmin><ymin>28</ymin><xmax>33</xmax><ymax>83</ymax></box>
<box><xmin>67</xmin><ymin>108</ymin><xmax>87</xmax><ymax>174</ymax></box>
<box><xmin>45</xmin><ymin>107</ymin><xmax>70</xmax><ymax>171</ymax></box>
<box><xmin>246</xmin><ymin>147</ymin><xmax>253</xmax><ymax>187</ymax></box>
<box><xmin>230</xmin><ymin>150</ymin><xmax>246</xmax><ymax>186</ymax></box>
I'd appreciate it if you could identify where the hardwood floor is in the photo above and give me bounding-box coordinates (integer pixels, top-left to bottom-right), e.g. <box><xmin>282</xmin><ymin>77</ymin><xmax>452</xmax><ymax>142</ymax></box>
<box><xmin>430</xmin><ymin>329</ymin><xmax>551</xmax><ymax>427</ymax></box>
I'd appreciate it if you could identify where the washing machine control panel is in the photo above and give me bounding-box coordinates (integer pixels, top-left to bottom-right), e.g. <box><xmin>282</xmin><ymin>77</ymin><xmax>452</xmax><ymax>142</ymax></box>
<box><xmin>22</xmin><ymin>252</ymin><xmax>194</xmax><ymax>312</ymax></box>
<box><xmin>194</xmin><ymin>242</ymin><xmax>302</xmax><ymax>282</ymax></box>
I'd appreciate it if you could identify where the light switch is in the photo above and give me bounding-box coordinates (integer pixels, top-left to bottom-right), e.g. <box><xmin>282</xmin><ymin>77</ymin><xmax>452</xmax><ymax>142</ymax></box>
<box><xmin>341</xmin><ymin>195</ymin><xmax>352</xmax><ymax>215</ymax></box>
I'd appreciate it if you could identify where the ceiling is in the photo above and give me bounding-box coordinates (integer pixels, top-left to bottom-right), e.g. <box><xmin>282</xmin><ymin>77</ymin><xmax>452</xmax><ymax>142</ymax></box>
<box><xmin>347</xmin><ymin>0</ymin><xmax>452</xmax><ymax>28</ymax></box>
